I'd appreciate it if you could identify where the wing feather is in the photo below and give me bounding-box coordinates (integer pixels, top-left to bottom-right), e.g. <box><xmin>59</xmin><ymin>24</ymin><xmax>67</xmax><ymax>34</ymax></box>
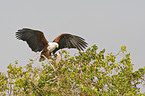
<box><xmin>16</xmin><ymin>28</ymin><xmax>48</xmax><ymax>52</ymax></box>
<box><xmin>71</xmin><ymin>39</ymin><xmax>80</xmax><ymax>50</ymax></box>
<box><xmin>77</xmin><ymin>39</ymin><xmax>88</xmax><ymax>48</ymax></box>
<box><xmin>53</xmin><ymin>33</ymin><xmax>88</xmax><ymax>54</ymax></box>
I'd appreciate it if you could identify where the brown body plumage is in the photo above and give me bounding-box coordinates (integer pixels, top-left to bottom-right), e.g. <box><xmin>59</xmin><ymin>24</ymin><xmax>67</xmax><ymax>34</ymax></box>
<box><xmin>16</xmin><ymin>28</ymin><xmax>88</xmax><ymax>61</ymax></box>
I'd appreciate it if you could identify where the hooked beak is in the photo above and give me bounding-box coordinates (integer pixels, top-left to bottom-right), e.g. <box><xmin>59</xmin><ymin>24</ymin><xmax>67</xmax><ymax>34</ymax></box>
<box><xmin>56</xmin><ymin>45</ymin><xmax>59</xmax><ymax>48</ymax></box>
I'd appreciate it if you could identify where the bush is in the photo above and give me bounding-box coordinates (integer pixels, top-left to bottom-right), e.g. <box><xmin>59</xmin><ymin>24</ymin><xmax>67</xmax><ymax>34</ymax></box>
<box><xmin>0</xmin><ymin>45</ymin><xmax>145</xmax><ymax>95</ymax></box>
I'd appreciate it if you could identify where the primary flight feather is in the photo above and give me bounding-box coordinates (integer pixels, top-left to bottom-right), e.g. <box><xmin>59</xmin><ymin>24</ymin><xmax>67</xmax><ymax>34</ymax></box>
<box><xmin>16</xmin><ymin>28</ymin><xmax>88</xmax><ymax>61</ymax></box>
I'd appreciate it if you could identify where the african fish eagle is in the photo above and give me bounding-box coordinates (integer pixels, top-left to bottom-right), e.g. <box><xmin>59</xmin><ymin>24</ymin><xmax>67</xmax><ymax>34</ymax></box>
<box><xmin>16</xmin><ymin>28</ymin><xmax>88</xmax><ymax>61</ymax></box>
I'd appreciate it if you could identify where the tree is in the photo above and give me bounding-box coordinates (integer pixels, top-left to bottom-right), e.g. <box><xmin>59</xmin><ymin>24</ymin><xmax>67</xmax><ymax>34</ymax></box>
<box><xmin>0</xmin><ymin>45</ymin><xmax>145</xmax><ymax>95</ymax></box>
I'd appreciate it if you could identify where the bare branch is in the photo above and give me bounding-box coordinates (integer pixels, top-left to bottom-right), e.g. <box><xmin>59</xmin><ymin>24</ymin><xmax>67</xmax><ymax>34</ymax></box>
<box><xmin>41</xmin><ymin>55</ymin><xmax>56</xmax><ymax>71</ymax></box>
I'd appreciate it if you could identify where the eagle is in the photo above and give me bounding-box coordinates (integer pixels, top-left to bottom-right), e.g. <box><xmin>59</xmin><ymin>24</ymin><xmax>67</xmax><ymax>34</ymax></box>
<box><xmin>16</xmin><ymin>28</ymin><xmax>88</xmax><ymax>61</ymax></box>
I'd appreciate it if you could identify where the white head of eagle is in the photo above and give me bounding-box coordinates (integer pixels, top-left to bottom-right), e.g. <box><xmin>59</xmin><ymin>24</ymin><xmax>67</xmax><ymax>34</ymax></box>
<box><xmin>48</xmin><ymin>42</ymin><xmax>59</xmax><ymax>52</ymax></box>
<box><xmin>16</xmin><ymin>28</ymin><xmax>88</xmax><ymax>61</ymax></box>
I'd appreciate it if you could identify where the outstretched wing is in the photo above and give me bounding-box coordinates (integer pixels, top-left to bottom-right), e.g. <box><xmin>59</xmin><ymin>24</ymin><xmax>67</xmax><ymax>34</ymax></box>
<box><xmin>16</xmin><ymin>28</ymin><xmax>48</xmax><ymax>52</ymax></box>
<box><xmin>53</xmin><ymin>33</ymin><xmax>88</xmax><ymax>54</ymax></box>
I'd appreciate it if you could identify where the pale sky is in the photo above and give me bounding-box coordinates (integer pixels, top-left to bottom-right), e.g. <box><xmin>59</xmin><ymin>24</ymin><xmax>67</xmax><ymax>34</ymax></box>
<box><xmin>0</xmin><ymin>0</ymin><xmax>145</xmax><ymax>92</ymax></box>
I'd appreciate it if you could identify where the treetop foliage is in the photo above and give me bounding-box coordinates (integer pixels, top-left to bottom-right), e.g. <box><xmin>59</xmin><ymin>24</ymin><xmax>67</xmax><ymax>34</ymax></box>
<box><xmin>0</xmin><ymin>45</ymin><xmax>145</xmax><ymax>95</ymax></box>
